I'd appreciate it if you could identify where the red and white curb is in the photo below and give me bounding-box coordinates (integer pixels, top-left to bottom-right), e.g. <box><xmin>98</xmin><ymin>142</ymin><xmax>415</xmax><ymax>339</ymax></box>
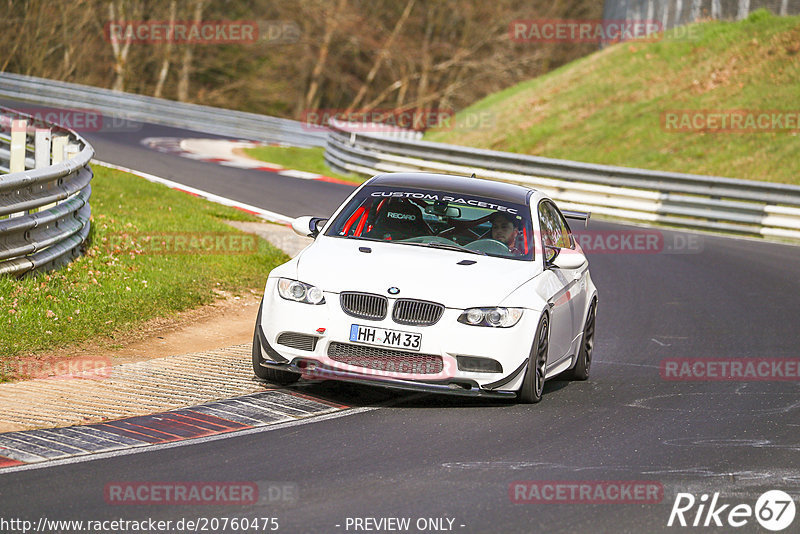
<box><xmin>0</xmin><ymin>390</ymin><xmax>346</xmax><ymax>466</ymax></box>
<box><xmin>141</xmin><ymin>136</ymin><xmax>355</xmax><ymax>185</ymax></box>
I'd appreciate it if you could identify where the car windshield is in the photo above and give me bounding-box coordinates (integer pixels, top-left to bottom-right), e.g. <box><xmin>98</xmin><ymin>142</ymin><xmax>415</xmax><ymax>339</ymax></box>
<box><xmin>325</xmin><ymin>185</ymin><xmax>534</xmax><ymax>260</ymax></box>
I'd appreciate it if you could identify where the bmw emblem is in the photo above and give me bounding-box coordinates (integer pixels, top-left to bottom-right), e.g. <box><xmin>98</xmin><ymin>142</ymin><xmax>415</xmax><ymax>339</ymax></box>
<box><xmin>388</xmin><ymin>287</ymin><xmax>400</xmax><ymax>295</ymax></box>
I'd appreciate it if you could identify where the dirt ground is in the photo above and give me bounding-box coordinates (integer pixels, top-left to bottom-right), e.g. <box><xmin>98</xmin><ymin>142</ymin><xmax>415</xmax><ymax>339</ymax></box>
<box><xmin>103</xmin><ymin>290</ymin><xmax>262</xmax><ymax>365</ymax></box>
<box><xmin>12</xmin><ymin>290</ymin><xmax>263</xmax><ymax>372</ymax></box>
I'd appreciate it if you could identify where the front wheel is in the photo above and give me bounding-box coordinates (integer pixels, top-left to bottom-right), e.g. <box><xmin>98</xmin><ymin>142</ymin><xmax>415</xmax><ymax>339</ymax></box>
<box><xmin>517</xmin><ymin>314</ymin><xmax>549</xmax><ymax>404</ymax></box>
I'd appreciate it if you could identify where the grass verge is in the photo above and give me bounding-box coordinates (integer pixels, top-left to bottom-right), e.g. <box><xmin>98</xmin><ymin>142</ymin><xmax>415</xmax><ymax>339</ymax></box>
<box><xmin>0</xmin><ymin>164</ymin><xmax>288</xmax><ymax>375</ymax></box>
<box><xmin>243</xmin><ymin>145</ymin><xmax>365</xmax><ymax>184</ymax></box>
<box><xmin>426</xmin><ymin>10</ymin><xmax>800</xmax><ymax>184</ymax></box>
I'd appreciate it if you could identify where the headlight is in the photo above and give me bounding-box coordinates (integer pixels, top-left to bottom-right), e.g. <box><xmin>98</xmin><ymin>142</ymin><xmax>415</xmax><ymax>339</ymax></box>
<box><xmin>277</xmin><ymin>278</ymin><xmax>325</xmax><ymax>305</ymax></box>
<box><xmin>458</xmin><ymin>307</ymin><xmax>523</xmax><ymax>328</ymax></box>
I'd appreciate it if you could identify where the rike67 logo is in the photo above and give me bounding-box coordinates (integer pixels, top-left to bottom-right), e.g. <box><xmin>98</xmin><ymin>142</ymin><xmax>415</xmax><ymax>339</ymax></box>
<box><xmin>668</xmin><ymin>490</ymin><xmax>796</xmax><ymax>531</ymax></box>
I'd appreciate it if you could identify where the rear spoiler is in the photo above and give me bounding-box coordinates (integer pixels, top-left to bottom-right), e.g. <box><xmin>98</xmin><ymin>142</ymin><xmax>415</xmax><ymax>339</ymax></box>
<box><xmin>562</xmin><ymin>210</ymin><xmax>590</xmax><ymax>228</ymax></box>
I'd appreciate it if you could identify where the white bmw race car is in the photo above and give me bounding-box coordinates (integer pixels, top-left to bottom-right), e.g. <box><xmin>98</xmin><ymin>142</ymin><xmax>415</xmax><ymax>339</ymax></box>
<box><xmin>253</xmin><ymin>173</ymin><xmax>597</xmax><ymax>403</ymax></box>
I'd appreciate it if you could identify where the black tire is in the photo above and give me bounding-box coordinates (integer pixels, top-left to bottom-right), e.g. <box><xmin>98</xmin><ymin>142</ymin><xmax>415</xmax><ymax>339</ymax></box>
<box><xmin>252</xmin><ymin>302</ymin><xmax>300</xmax><ymax>386</ymax></box>
<box><xmin>564</xmin><ymin>300</ymin><xmax>596</xmax><ymax>381</ymax></box>
<box><xmin>517</xmin><ymin>314</ymin><xmax>549</xmax><ymax>404</ymax></box>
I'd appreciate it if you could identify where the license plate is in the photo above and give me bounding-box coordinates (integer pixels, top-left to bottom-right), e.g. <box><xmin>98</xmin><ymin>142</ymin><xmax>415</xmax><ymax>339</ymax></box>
<box><xmin>349</xmin><ymin>324</ymin><xmax>421</xmax><ymax>351</ymax></box>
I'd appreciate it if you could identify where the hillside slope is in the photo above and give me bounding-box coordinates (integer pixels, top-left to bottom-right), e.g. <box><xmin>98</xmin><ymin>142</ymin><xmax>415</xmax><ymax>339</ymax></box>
<box><xmin>426</xmin><ymin>10</ymin><xmax>800</xmax><ymax>184</ymax></box>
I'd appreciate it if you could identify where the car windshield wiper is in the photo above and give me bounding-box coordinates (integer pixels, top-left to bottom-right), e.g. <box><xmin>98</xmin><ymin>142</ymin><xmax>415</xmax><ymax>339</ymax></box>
<box><xmin>419</xmin><ymin>242</ymin><xmax>486</xmax><ymax>256</ymax></box>
<box><xmin>340</xmin><ymin>236</ymin><xmax>486</xmax><ymax>255</ymax></box>
<box><xmin>340</xmin><ymin>236</ymin><xmax>385</xmax><ymax>242</ymax></box>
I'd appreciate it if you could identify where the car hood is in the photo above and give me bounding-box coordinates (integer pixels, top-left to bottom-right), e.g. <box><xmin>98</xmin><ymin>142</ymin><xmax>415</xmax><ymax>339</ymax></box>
<box><xmin>294</xmin><ymin>237</ymin><xmax>539</xmax><ymax>309</ymax></box>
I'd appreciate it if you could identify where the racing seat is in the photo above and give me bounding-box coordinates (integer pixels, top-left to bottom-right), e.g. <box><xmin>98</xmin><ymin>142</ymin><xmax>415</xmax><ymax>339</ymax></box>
<box><xmin>364</xmin><ymin>199</ymin><xmax>430</xmax><ymax>241</ymax></box>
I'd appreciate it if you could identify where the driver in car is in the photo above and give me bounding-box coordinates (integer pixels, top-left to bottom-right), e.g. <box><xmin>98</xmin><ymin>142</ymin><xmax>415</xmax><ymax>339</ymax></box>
<box><xmin>490</xmin><ymin>211</ymin><xmax>523</xmax><ymax>254</ymax></box>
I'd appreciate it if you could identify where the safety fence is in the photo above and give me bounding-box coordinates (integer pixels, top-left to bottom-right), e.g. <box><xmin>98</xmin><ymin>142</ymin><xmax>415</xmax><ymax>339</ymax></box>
<box><xmin>325</xmin><ymin>120</ymin><xmax>800</xmax><ymax>240</ymax></box>
<box><xmin>0</xmin><ymin>106</ymin><xmax>93</xmax><ymax>276</ymax></box>
<box><xmin>0</xmin><ymin>72</ymin><xmax>327</xmax><ymax>148</ymax></box>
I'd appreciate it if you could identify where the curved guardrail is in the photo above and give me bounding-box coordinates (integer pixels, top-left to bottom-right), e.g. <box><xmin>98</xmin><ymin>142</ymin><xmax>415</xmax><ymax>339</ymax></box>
<box><xmin>325</xmin><ymin>120</ymin><xmax>800</xmax><ymax>240</ymax></box>
<box><xmin>0</xmin><ymin>72</ymin><xmax>327</xmax><ymax>148</ymax></box>
<box><xmin>0</xmin><ymin>106</ymin><xmax>93</xmax><ymax>276</ymax></box>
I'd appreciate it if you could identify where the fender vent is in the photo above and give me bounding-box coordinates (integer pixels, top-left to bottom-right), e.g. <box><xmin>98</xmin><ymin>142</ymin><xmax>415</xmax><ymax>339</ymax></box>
<box><xmin>276</xmin><ymin>332</ymin><xmax>318</xmax><ymax>351</ymax></box>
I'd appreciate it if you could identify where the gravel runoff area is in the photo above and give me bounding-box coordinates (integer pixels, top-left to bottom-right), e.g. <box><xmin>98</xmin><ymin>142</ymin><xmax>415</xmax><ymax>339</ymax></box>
<box><xmin>0</xmin><ymin>223</ymin><xmax>313</xmax><ymax>432</ymax></box>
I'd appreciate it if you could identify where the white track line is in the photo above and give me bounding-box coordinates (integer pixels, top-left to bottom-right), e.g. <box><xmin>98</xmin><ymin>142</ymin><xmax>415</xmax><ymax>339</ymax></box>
<box><xmin>93</xmin><ymin>159</ymin><xmax>294</xmax><ymax>224</ymax></box>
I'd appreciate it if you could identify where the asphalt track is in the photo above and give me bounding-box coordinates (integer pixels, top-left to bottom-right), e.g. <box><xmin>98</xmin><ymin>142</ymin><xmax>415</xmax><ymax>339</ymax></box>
<box><xmin>1</xmin><ymin>102</ymin><xmax>800</xmax><ymax>533</ymax></box>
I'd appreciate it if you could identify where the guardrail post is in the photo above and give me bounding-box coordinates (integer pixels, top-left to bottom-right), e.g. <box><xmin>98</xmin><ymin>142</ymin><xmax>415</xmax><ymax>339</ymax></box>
<box><xmin>34</xmin><ymin>128</ymin><xmax>51</xmax><ymax>168</ymax></box>
<box><xmin>52</xmin><ymin>134</ymin><xmax>67</xmax><ymax>163</ymax></box>
<box><xmin>66</xmin><ymin>142</ymin><xmax>80</xmax><ymax>160</ymax></box>
<box><xmin>9</xmin><ymin>119</ymin><xmax>26</xmax><ymax>173</ymax></box>
<box><xmin>35</xmin><ymin>128</ymin><xmax>54</xmax><ymax>213</ymax></box>
<box><xmin>7</xmin><ymin>119</ymin><xmax>27</xmax><ymax>219</ymax></box>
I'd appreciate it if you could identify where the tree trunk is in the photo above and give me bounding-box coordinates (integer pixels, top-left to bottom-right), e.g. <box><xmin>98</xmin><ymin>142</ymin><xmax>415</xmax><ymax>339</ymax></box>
<box><xmin>347</xmin><ymin>0</ymin><xmax>415</xmax><ymax>112</ymax></box>
<box><xmin>737</xmin><ymin>0</ymin><xmax>750</xmax><ymax>20</ymax></box>
<box><xmin>178</xmin><ymin>0</ymin><xmax>205</xmax><ymax>102</ymax></box>
<box><xmin>304</xmin><ymin>0</ymin><xmax>347</xmax><ymax>111</ymax></box>
<box><xmin>414</xmin><ymin>6</ymin><xmax>434</xmax><ymax>127</ymax></box>
<box><xmin>109</xmin><ymin>1</ymin><xmax>134</xmax><ymax>92</ymax></box>
<box><xmin>154</xmin><ymin>0</ymin><xmax>176</xmax><ymax>98</ymax></box>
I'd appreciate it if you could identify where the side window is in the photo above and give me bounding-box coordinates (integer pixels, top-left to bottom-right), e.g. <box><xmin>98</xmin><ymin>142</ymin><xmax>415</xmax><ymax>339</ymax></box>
<box><xmin>547</xmin><ymin>203</ymin><xmax>574</xmax><ymax>249</ymax></box>
<box><xmin>539</xmin><ymin>202</ymin><xmax>556</xmax><ymax>247</ymax></box>
<box><xmin>538</xmin><ymin>201</ymin><xmax>558</xmax><ymax>260</ymax></box>
<box><xmin>538</xmin><ymin>201</ymin><xmax>572</xmax><ymax>261</ymax></box>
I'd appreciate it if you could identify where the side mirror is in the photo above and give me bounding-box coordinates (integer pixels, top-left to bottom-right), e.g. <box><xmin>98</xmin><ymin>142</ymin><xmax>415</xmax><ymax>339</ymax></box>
<box><xmin>549</xmin><ymin>247</ymin><xmax>587</xmax><ymax>269</ymax></box>
<box><xmin>545</xmin><ymin>245</ymin><xmax>586</xmax><ymax>269</ymax></box>
<box><xmin>291</xmin><ymin>216</ymin><xmax>328</xmax><ymax>238</ymax></box>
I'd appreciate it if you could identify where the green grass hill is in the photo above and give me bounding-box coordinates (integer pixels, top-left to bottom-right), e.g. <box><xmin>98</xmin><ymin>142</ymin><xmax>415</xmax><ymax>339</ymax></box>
<box><xmin>426</xmin><ymin>10</ymin><xmax>800</xmax><ymax>184</ymax></box>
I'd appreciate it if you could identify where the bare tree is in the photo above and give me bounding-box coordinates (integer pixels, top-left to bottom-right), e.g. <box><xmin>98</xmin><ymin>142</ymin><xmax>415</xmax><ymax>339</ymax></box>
<box><xmin>0</xmin><ymin>0</ymin><xmax>604</xmax><ymax>123</ymax></box>
<box><xmin>304</xmin><ymin>0</ymin><xmax>348</xmax><ymax>110</ymax></box>
<box><xmin>108</xmin><ymin>0</ymin><xmax>138</xmax><ymax>92</ymax></box>
<box><xmin>347</xmin><ymin>0</ymin><xmax>415</xmax><ymax>112</ymax></box>
<box><xmin>154</xmin><ymin>0</ymin><xmax>176</xmax><ymax>98</ymax></box>
<box><xmin>177</xmin><ymin>0</ymin><xmax>205</xmax><ymax>102</ymax></box>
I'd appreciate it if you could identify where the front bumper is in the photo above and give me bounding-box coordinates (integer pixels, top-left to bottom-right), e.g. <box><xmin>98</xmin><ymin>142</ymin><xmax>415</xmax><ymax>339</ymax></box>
<box><xmin>257</xmin><ymin>279</ymin><xmax>538</xmax><ymax>396</ymax></box>
<box><xmin>261</xmin><ymin>357</ymin><xmax>517</xmax><ymax>399</ymax></box>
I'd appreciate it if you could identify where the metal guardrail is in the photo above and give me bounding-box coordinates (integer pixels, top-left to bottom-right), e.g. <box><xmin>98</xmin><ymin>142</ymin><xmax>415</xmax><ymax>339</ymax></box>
<box><xmin>0</xmin><ymin>106</ymin><xmax>93</xmax><ymax>276</ymax></box>
<box><xmin>325</xmin><ymin>120</ymin><xmax>800</xmax><ymax>240</ymax></box>
<box><xmin>4</xmin><ymin>74</ymin><xmax>799</xmax><ymax>241</ymax></box>
<box><xmin>0</xmin><ymin>72</ymin><xmax>328</xmax><ymax>148</ymax></box>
